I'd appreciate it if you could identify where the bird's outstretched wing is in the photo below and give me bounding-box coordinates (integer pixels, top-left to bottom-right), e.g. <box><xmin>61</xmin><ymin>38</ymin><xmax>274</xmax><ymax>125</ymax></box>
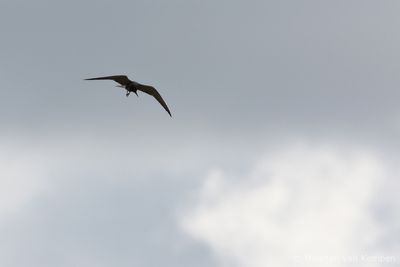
<box><xmin>85</xmin><ymin>75</ymin><xmax>131</xmax><ymax>86</ymax></box>
<box><xmin>137</xmin><ymin>84</ymin><xmax>172</xmax><ymax>117</ymax></box>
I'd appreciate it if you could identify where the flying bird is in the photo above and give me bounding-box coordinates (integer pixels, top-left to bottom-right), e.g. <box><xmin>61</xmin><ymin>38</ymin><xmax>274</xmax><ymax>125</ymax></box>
<box><xmin>85</xmin><ymin>75</ymin><xmax>172</xmax><ymax>117</ymax></box>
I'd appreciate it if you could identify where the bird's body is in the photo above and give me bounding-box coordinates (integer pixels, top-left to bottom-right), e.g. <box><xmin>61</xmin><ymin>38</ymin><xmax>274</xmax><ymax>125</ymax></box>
<box><xmin>85</xmin><ymin>75</ymin><xmax>172</xmax><ymax>117</ymax></box>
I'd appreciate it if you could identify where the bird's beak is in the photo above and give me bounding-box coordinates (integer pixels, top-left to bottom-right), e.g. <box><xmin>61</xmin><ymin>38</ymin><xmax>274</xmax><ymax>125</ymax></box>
<box><xmin>135</xmin><ymin>92</ymin><xmax>138</xmax><ymax>97</ymax></box>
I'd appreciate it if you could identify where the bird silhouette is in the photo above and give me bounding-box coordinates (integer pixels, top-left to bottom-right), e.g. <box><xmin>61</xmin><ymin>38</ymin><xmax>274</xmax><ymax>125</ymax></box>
<box><xmin>85</xmin><ymin>75</ymin><xmax>172</xmax><ymax>117</ymax></box>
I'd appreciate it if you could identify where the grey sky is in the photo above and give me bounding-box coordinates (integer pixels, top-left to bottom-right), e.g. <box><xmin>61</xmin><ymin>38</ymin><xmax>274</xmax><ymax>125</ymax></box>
<box><xmin>0</xmin><ymin>0</ymin><xmax>399</xmax><ymax>266</ymax></box>
<box><xmin>1</xmin><ymin>0</ymin><xmax>399</xmax><ymax>134</ymax></box>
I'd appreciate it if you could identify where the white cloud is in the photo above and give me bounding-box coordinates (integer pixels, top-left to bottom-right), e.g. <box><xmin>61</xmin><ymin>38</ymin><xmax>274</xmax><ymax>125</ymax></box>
<box><xmin>181</xmin><ymin>143</ymin><xmax>394</xmax><ymax>267</ymax></box>
<box><xmin>0</xmin><ymin>144</ymin><xmax>48</xmax><ymax>217</ymax></box>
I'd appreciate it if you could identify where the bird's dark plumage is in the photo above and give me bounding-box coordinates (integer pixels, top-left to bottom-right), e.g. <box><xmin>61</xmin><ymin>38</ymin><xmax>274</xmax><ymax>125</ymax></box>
<box><xmin>85</xmin><ymin>75</ymin><xmax>172</xmax><ymax>117</ymax></box>
<box><xmin>136</xmin><ymin>84</ymin><xmax>172</xmax><ymax>117</ymax></box>
<box><xmin>85</xmin><ymin>75</ymin><xmax>131</xmax><ymax>86</ymax></box>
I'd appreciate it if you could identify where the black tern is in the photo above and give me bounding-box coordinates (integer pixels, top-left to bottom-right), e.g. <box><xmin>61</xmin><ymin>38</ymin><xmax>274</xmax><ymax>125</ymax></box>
<box><xmin>85</xmin><ymin>75</ymin><xmax>172</xmax><ymax>117</ymax></box>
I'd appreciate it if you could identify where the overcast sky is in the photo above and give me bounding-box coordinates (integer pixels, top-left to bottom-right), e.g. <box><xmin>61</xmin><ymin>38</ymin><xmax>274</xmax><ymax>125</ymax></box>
<box><xmin>0</xmin><ymin>0</ymin><xmax>399</xmax><ymax>266</ymax></box>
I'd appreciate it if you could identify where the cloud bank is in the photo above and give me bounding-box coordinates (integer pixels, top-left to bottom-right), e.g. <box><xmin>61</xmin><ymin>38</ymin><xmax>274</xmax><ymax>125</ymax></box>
<box><xmin>0</xmin><ymin>138</ymin><xmax>215</xmax><ymax>267</ymax></box>
<box><xmin>181</xmin><ymin>143</ymin><xmax>397</xmax><ymax>267</ymax></box>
